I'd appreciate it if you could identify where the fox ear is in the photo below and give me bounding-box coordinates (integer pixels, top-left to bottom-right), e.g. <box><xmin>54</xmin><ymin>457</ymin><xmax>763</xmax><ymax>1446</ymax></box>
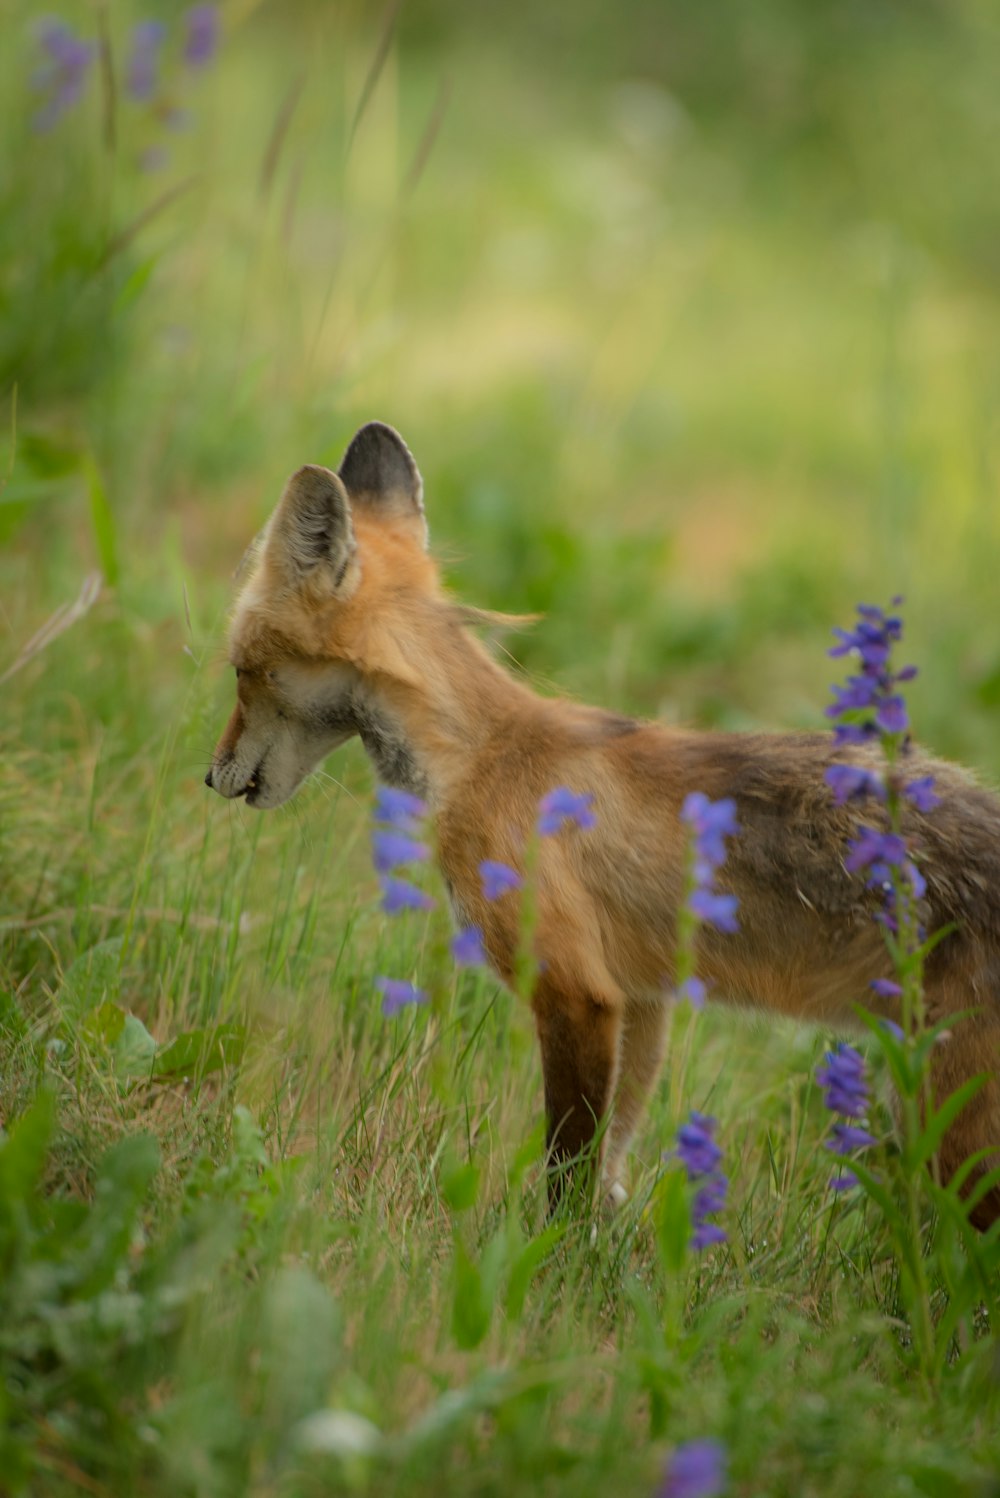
<box><xmin>269</xmin><ymin>465</ymin><xmax>357</xmax><ymax>593</ymax></box>
<box><xmin>338</xmin><ymin>421</ymin><xmax>427</xmax><ymax>548</ymax></box>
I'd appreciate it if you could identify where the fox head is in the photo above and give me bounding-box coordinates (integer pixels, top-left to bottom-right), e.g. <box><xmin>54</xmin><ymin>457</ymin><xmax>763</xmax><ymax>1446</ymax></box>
<box><xmin>206</xmin><ymin>421</ymin><xmax>438</xmax><ymax>810</ymax></box>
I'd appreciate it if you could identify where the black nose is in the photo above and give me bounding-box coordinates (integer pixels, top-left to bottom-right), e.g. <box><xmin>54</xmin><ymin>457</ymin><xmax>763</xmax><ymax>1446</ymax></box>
<box><xmin>204</xmin><ymin>769</ymin><xmax>213</xmax><ymax>788</ymax></box>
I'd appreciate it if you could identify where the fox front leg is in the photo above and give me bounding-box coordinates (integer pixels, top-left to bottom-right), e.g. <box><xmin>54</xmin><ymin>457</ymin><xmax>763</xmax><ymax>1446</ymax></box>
<box><xmin>532</xmin><ymin>976</ymin><xmax>624</xmax><ymax>1212</ymax></box>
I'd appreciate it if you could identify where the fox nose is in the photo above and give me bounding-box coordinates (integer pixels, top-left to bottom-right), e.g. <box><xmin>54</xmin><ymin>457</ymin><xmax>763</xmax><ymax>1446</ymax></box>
<box><xmin>204</xmin><ymin>768</ymin><xmax>214</xmax><ymax>788</ymax></box>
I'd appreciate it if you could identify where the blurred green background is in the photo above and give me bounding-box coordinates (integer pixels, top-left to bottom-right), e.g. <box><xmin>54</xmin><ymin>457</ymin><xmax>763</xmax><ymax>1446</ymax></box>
<box><xmin>4</xmin><ymin>0</ymin><xmax>1000</xmax><ymax>765</ymax></box>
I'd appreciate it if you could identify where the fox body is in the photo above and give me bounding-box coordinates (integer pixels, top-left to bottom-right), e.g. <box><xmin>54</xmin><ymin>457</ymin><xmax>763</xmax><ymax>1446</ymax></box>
<box><xmin>208</xmin><ymin>422</ymin><xmax>1000</xmax><ymax>1226</ymax></box>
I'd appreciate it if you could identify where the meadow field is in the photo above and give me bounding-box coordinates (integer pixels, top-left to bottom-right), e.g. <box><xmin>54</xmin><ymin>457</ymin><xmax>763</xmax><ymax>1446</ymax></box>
<box><xmin>2</xmin><ymin>2</ymin><xmax>1000</xmax><ymax>1494</ymax></box>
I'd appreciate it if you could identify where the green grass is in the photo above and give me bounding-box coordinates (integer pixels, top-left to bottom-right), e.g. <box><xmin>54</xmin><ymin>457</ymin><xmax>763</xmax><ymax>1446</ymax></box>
<box><xmin>2</xmin><ymin>2</ymin><xmax>1000</xmax><ymax>1493</ymax></box>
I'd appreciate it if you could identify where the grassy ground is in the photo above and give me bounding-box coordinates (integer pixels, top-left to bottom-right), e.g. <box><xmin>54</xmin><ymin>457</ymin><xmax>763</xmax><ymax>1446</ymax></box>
<box><xmin>2</xmin><ymin>2</ymin><xmax>1000</xmax><ymax>1494</ymax></box>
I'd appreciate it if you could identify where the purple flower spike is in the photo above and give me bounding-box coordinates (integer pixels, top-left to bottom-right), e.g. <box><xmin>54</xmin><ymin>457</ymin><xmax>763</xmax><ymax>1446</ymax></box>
<box><xmin>816</xmin><ymin>1043</ymin><xmax>870</xmax><ymax>1119</ymax></box>
<box><xmin>184</xmin><ymin>5</ymin><xmax>219</xmax><ymax>67</ymax></box>
<box><xmin>376</xmin><ymin>977</ymin><xmax>427</xmax><ymax>1017</ymax></box>
<box><xmin>32</xmin><ymin>21</ymin><xmax>94</xmax><ymax>131</ymax></box>
<box><xmin>658</xmin><ymin>1439</ymin><xmax>727</xmax><ymax>1498</ymax></box>
<box><xmin>675</xmin><ymin>1113</ymin><xmax>723</xmax><ymax>1177</ymax></box>
<box><xmin>824</xmin><ymin>763</ymin><xmax>886</xmax><ymax>806</ymax></box>
<box><xmin>905</xmin><ymin>776</ymin><xmax>939</xmax><ymax>813</ymax></box>
<box><xmin>816</xmin><ymin>1043</ymin><xmax>877</xmax><ymax>1191</ymax></box>
<box><xmin>451</xmin><ymin>925</ymin><xmax>488</xmax><ymax>967</ymax></box>
<box><xmin>374</xmin><ymin>786</ymin><xmax>427</xmax><ymax>833</ymax></box>
<box><xmin>379</xmin><ymin>877</ymin><xmax>435</xmax><ymax>915</ymax></box>
<box><xmin>680</xmin><ymin>791</ymin><xmax>740</xmax><ymax>946</ymax></box>
<box><xmin>126</xmin><ymin>19</ymin><xmax>166</xmax><ymax>101</ymax></box>
<box><xmin>479</xmin><ymin>860</ymin><xmax>523</xmax><ymax>901</ymax></box>
<box><xmin>688</xmin><ymin>889</ymin><xmax>740</xmax><ymax>935</ymax></box>
<box><xmin>372</xmin><ymin>830</ymin><xmax>430</xmax><ymax>874</ymax></box>
<box><xmin>844</xmin><ymin>827</ymin><xmax>907</xmax><ymax>875</ymax></box>
<box><xmin>537</xmin><ymin>786</ymin><xmax>597</xmax><ymax>836</ymax></box>
<box><xmin>681</xmin><ymin>792</ymin><xmax>740</xmax><ymax>866</ymax></box>
<box><xmin>876</xmin><ymin>696</ymin><xmax>909</xmax><ymax>735</ymax></box>
<box><xmin>672</xmin><ymin>1112</ymin><xmax>728</xmax><ymax>1251</ymax></box>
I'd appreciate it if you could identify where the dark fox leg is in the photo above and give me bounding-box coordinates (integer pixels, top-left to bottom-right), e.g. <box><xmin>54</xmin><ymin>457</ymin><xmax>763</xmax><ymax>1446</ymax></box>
<box><xmin>532</xmin><ymin>976</ymin><xmax>623</xmax><ymax>1211</ymax></box>
<box><xmin>926</xmin><ymin>994</ymin><xmax>1000</xmax><ymax>1230</ymax></box>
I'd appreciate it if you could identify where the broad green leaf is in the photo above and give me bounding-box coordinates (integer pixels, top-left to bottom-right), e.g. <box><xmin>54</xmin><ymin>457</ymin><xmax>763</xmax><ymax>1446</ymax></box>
<box><xmin>152</xmin><ymin>1023</ymin><xmax>246</xmax><ymax>1080</ymax></box>
<box><xmin>440</xmin><ymin>1159</ymin><xmax>480</xmax><ymax>1213</ymax></box>
<box><xmin>114</xmin><ymin>1013</ymin><xmax>157</xmax><ymax>1083</ymax></box>
<box><xmin>61</xmin><ymin>938</ymin><xmax>124</xmax><ymax>1019</ymax></box>
<box><xmin>655</xmin><ymin>1166</ymin><xmax>691</xmax><ymax>1276</ymax></box>
<box><xmin>451</xmin><ymin>1236</ymin><xmax>491</xmax><ymax>1350</ymax></box>
<box><xmin>505</xmin><ymin>1222</ymin><xmax>564</xmax><ymax>1321</ymax></box>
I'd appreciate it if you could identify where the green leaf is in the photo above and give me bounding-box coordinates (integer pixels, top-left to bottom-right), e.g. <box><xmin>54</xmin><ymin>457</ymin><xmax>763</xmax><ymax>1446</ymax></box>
<box><xmin>505</xmin><ymin>1222</ymin><xmax>564</xmax><ymax>1321</ymax></box>
<box><xmin>151</xmin><ymin>1023</ymin><xmax>246</xmax><ymax>1081</ymax></box>
<box><xmin>451</xmin><ymin>1236</ymin><xmax>491</xmax><ymax>1350</ymax></box>
<box><xmin>114</xmin><ymin>1013</ymin><xmax>158</xmax><ymax>1083</ymax></box>
<box><xmin>60</xmin><ymin>937</ymin><xmax>124</xmax><ymax>1019</ymax></box>
<box><xmin>0</xmin><ymin>1089</ymin><xmax>56</xmax><ymax>1230</ymax></box>
<box><xmin>81</xmin><ymin>1000</ymin><xmax>126</xmax><ymax>1049</ymax></box>
<box><xmin>655</xmin><ymin>1166</ymin><xmax>691</xmax><ymax>1276</ymax></box>
<box><xmin>904</xmin><ymin>1075</ymin><xmax>988</xmax><ymax>1172</ymax></box>
<box><xmin>440</xmin><ymin>1159</ymin><xmax>480</xmax><ymax>1213</ymax></box>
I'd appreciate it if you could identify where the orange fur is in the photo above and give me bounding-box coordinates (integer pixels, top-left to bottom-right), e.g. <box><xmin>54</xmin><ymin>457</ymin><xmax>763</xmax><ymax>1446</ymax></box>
<box><xmin>208</xmin><ymin>422</ymin><xmax>1000</xmax><ymax>1225</ymax></box>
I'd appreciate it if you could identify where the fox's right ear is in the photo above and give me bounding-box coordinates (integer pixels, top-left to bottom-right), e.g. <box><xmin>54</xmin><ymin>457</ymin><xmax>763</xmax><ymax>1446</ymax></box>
<box><xmin>267</xmin><ymin>464</ymin><xmax>357</xmax><ymax>595</ymax></box>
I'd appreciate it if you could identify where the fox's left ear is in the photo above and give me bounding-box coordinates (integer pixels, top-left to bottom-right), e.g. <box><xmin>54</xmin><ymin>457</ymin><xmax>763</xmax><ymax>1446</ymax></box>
<box><xmin>338</xmin><ymin>421</ymin><xmax>427</xmax><ymax>549</ymax></box>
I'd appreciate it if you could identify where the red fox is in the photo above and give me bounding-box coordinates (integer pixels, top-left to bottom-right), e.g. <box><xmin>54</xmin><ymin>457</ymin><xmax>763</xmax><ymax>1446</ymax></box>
<box><xmin>207</xmin><ymin>421</ymin><xmax>1000</xmax><ymax>1226</ymax></box>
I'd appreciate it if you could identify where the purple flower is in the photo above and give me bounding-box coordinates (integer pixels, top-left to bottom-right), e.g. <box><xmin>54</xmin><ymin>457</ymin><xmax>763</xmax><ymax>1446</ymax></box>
<box><xmin>827</xmin><ymin>1122</ymin><xmax>878</xmax><ymax>1155</ymax></box>
<box><xmin>844</xmin><ymin>827</ymin><xmax>906</xmax><ymax>875</ymax></box>
<box><xmin>688</xmin><ymin>889</ymin><xmax>739</xmax><ymax>935</ymax></box>
<box><xmin>824</xmin><ymin>763</ymin><xmax>886</xmax><ymax>806</ymax></box>
<box><xmin>679</xmin><ymin>792</ymin><xmax>741</xmax><ymax>942</ymax></box>
<box><xmin>680</xmin><ymin>792</ymin><xmax>740</xmax><ymax>870</ymax></box>
<box><xmin>672</xmin><ymin>1113</ymin><xmax>728</xmax><ymax>1251</ymax></box>
<box><xmin>374</xmin><ymin>786</ymin><xmax>427</xmax><ymax>833</ymax></box>
<box><xmin>870</xmin><ymin>977</ymin><xmax>902</xmax><ymax>999</ymax></box>
<box><xmin>376</xmin><ymin>977</ymin><xmax>427</xmax><ymax>1017</ymax></box>
<box><xmin>32</xmin><ymin>21</ymin><xmax>94</xmax><ymax>131</ymax></box>
<box><xmin>833</xmin><ymin>721</ymin><xmax>877</xmax><ymax>748</ymax></box>
<box><xmin>479</xmin><ymin>860</ymin><xmax>522</xmax><ymax>901</ymax></box>
<box><xmin>537</xmin><ymin>786</ymin><xmax>597</xmax><ymax>836</ymax></box>
<box><xmin>826</xmin><ymin>601</ymin><xmax>916</xmax><ymax>754</ymax></box>
<box><xmin>372</xmin><ymin>830</ymin><xmax>430</xmax><ymax>874</ymax></box>
<box><xmin>379</xmin><ymin>877</ymin><xmax>435</xmax><ymax>915</ymax></box>
<box><xmin>677</xmin><ymin>975</ymin><xmax>707</xmax><ymax>1010</ymax></box>
<box><xmin>816</xmin><ymin>1044</ymin><xmax>877</xmax><ymax>1190</ymax></box>
<box><xmin>880</xmin><ymin>1017</ymin><xmax>905</xmax><ymax>1041</ymax></box>
<box><xmin>451</xmin><ymin>925</ymin><xmax>487</xmax><ymax>967</ymax></box>
<box><xmin>904</xmin><ymin>776</ymin><xmax>939</xmax><ymax>813</ymax></box>
<box><xmin>831</xmin><ymin>1170</ymin><xmax>859</xmax><ymax>1192</ymax></box>
<box><xmin>876</xmin><ymin>696</ymin><xmax>909</xmax><ymax>735</ymax></box>
<box><xmin>126</xmin><ymin>19</ymin><xmax>166</xmax><ymax>101</ymax></box>
<box><xmin>816</xmin><ymin>1043</ymin><xmax>869</xmax><ymax>1119</ymax></box>
<box><xmin>183</xmin><ymin>5</ymin><xmax>219</xmax><ymax>67</ymax></box>
<box><xmin>675</xmin><ymin>1113</ymin><xmax>723</xmax><ymax>1177</ymax></box>
<box><xmin>826</xmin><ymin>676</ymin><xmax>879</xmax><ymax>718</ymax></box>
<box><xmin>658</xmin><ymin>1439</ymin><xmax>727</xmax><ymax>1498</ymax></box>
